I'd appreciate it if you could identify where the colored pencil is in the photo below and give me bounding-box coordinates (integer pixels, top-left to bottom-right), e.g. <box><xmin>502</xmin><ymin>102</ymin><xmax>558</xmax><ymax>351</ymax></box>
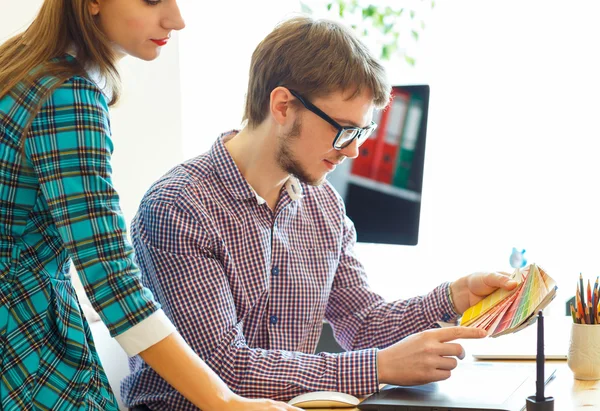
<box><xmin>594</xmin><ymin>277</ymin><xmax>599</xmax><ymax>323</ymax></box>
<box><xmin>577</xmin><ymin>289</ymin><xmax>586</xmax><ymax>324</ymax></box>
<box><xmin>580</xmin><ymin>273</ymin><xmax>586</xmax><ymax>317</ymax></box>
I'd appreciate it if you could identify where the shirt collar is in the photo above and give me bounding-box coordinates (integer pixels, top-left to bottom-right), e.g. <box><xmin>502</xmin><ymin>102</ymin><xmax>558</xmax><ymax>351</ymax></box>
<box><xmin>210</xmin><ymin>132</ymin><xmax>304</xmax><ymax>204</ymax></box>
<box><xmin>252</xmin><ymin>177</ymin><xmax>304</xmax><ymax>204</ymax></box>
<box><xmin>64</xmin><ymin>45</ymin><xmax>111</xmax><ymax>101</ymax></box>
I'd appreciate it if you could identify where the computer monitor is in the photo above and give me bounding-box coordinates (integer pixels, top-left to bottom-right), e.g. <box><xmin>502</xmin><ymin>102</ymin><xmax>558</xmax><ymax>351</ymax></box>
<box><xmin>327</xmin><ymin>85</ymin><xmax>430</xmax><ymax>245</ymax></box>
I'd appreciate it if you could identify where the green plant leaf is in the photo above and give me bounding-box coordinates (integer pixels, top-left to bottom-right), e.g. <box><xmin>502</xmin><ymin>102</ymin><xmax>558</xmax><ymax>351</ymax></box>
<box><xmin>385</xmin><ymin>41</ymin><xmax>398</xmax><ymax>54</ymax></box>
<box><xmin>375</xmin><ymin>12</ymin><xmax>385</xmax><ymax>28</ymax></box>
<box><xmin>317</xmin><ymin>1</ymin><xmax>431</xmax><ymax>66</ymax></box>
<box><xmin>381</xmin><ymin>44</ymin><xmax>391</xmax><ymax>60</ymax></box>
<box><xmin>362</xmin><ymin>5</ymin><xmax>377</xmax><ymax>18</ymax></box>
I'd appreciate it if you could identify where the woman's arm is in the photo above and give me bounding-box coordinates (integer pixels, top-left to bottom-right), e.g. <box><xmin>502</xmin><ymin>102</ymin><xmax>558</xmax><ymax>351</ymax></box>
<box><xmin>140</xmin><ymin>332</ymin><xmax>301</xmax><ymax>410</ymax></box>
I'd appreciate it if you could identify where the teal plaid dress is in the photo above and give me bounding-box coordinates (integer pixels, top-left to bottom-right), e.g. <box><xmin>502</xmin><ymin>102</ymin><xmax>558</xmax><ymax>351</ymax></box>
<box><xmin>0</xmin><ymin>56</ymin><xmax>160</xmax><ymax>410</ymax></box>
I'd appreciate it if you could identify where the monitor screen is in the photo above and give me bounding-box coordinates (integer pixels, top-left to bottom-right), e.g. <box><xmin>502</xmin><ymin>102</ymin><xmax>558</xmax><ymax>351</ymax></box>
<box><xmin>327</xmin><ymin>84</ymin><xmax>430</xmax><ymax>245</ymax></box>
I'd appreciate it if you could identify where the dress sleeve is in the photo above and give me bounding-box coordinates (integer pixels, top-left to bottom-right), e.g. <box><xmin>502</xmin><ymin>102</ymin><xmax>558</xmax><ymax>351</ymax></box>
<box><xmin>25</xmin><ymin>77</ymin><xmax>175</xmax><ymax>354</ymax></box>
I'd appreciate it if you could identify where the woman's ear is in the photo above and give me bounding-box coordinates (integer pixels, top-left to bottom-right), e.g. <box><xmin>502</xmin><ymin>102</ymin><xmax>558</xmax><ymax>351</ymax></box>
<box><xmin>89</xmin><ymin>0</ymin><xmax>101</xmax><ymax>16</ymax></box>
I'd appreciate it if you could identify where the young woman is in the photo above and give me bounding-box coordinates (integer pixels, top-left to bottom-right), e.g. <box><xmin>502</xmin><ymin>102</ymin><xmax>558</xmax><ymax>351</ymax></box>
<box><xmin>0</xmin><ymin>1</ymin><xmax>300</xmax><ymax>410</ymax></box>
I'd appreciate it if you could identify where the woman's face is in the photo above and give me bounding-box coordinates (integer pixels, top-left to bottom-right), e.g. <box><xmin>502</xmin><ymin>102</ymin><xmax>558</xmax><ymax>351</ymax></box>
<box><xmin>90</xmin><ymin>0</ymin><xmax>185</xmax><ymax>61</ymax></box>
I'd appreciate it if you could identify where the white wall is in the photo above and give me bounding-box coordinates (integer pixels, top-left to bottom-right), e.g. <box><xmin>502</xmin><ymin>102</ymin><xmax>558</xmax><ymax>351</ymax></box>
<box><xmin>110</xmin><ymin>37</ymin><xmax>184</xmax><ymax>222</ymax></box>
<box><xmin>178</xmin><ymin>0</ymin><xmax>299</xmax><ymax>156</ymax></box>
<box><xmin>357</xmin><ymin>1</ymin><xmax>600</xmax><ymax>315</ymax></box>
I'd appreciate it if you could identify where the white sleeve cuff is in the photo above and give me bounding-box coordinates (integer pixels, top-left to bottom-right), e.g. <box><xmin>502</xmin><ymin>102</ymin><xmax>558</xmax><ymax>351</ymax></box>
<box><xmin>114</xmin><ymin>310</ymin><xmax>177</xmax><ymax>357</ymax></box>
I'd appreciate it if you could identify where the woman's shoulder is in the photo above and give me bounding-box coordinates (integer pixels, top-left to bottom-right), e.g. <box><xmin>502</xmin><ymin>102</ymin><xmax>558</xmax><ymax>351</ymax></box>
<box><xmin>29</xmin><ymin>55</ymin><xmax>107</xmax><ymax>105</ymax></box>
<box><xmin>29</xmin><ymin>62</ymin><xmax>111</xmax><ymax>133</ymax></box>
<box><xmin>49</xmin><ymin>75</ymin><xmax>108</xmax><ymax>108</ymax></box>
<box><xmin>1</xmin><ymin>57</ymin><xmax>108</xmax><ymax>134</ymax></box>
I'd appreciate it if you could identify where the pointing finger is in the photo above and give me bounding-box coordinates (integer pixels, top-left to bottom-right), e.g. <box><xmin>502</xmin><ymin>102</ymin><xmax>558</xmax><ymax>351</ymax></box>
<box><xmin>437</xmin><ymin>326</ymin><xmax>486</xmax><ymax>342</ymax></box>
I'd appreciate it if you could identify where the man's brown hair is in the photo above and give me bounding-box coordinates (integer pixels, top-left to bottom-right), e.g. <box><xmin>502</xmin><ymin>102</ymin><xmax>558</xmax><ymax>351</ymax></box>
<box><xmin>243</xmin><ymin>15</ymin><xmax>391</xmax><ymax>128</ymax></box>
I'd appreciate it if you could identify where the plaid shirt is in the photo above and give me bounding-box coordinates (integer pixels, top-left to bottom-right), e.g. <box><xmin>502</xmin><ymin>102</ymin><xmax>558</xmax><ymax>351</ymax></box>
<box><xmin>122</xmin><ymin>133</ymin><xmax>459</xmax><ymax>409</ymax></box>
<box><xmin>0</xmin><ymin>56</ymin><xmax>174</xmax><ymax>410</ymax></box>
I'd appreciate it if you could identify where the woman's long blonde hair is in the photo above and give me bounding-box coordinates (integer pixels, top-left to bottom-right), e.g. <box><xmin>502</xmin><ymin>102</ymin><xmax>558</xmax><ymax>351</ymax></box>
<box><xmin>0</xmin><ymin>0</ymin><xmax>121</xmax><ymax>106</ymax></box>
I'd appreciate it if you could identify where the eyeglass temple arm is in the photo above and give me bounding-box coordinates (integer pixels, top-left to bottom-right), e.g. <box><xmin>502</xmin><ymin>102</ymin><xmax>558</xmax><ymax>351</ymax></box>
<box><xmin>289</xmin><ymin>90</ymin><xmax>343</xmax><ymax>131</ymax></box>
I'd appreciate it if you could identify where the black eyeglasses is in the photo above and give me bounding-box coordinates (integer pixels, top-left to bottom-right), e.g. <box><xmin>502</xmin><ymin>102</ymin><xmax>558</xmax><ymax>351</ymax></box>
<box><xmin>288</xmin><ymin>89</ymin><xmax>377</xmax><ymax>150</ymax></box>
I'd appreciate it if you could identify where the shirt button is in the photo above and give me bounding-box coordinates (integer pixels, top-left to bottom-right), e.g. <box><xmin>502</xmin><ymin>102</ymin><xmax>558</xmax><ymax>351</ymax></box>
<box><xmin>442</xmin><ymin>313</ymin><xmax>451</xmax><ymax>322</ymax></box>
<box><xmin>270</xmin><ymin>315</ymin><xmax>278</xmax><ymax>325</ymax></box>
<box><xmin>271</xmin><ymin>266</ymin><xmax>279</xmax><ymax>276</ymax></box>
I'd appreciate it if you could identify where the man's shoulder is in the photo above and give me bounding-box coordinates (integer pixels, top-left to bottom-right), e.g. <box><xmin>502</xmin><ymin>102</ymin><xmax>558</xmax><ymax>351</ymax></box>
<box><xmin>141</xmin><ymin>153</ymin><xmax>216</xmax><ymax>208</ymax></box>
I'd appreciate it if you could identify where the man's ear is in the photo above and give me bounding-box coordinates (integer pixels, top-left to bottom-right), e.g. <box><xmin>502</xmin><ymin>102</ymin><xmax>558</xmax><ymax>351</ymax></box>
<box><xmin>89</xmin><ymin>0</ymin><xmax>101</xmax><ymax>16</ymax></box>
<box><xmin>270</xmin><ymin>87</ymin><xmax>293</xmax><ymax>126</ymax></box>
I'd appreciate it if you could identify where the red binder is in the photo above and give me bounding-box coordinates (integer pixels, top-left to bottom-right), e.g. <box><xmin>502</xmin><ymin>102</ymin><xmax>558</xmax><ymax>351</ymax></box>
<box><xmin>350</xmin><ymin>108</ymin><xmax>382</xmax><ymax>178</ymax></box>
<box><xmin>372</xmin><ymin>89</ymin><xmax>410</xmax><ymax>184</ymax></box>
<box><xmin>350</xmin><ymin>139</ymin><xmax>375</xmax><ymax>178</ymax></box>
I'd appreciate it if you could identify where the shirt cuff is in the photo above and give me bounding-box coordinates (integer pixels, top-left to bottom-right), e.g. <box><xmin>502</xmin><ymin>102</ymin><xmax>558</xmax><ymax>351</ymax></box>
<box><xmin>423</xmin><ymin>282</ymin><xmax>461</xmax><ymax>326</ymax></box>
<box><xmin>114</xmin><ymin>309</ymin><xmax>177</xmax><ymax>356</ymax></box>
<box><xmin>337</xmin><ymin>348</ymin><xmax>379</xmax><ymax>396</ymax></box>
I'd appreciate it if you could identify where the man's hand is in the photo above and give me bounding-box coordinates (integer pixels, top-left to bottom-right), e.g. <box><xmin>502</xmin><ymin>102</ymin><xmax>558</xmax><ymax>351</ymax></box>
<box><xmin>450</xmin><ymin>272</ymin><xmax>518</xmax><ymax>314</ymax></box>
<box><xmin>377</xmin><ymin>327</ymin><xmax>486</xmax><ymax>386</ymax></box>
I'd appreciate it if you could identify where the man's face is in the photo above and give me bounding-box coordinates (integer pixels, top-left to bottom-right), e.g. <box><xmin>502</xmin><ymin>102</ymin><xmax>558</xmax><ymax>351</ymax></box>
<box><xmin>276</xmin><ymin>89</ymin><xmax>375</xmax><ymax>186</ymax></box>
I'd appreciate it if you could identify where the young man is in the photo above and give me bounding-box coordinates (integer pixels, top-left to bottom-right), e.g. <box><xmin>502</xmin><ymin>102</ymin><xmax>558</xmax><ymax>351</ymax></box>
<box><xmin>121</xmin><ymin>16</ymin><xmax>517</xmax><ymax>409</ymax></box>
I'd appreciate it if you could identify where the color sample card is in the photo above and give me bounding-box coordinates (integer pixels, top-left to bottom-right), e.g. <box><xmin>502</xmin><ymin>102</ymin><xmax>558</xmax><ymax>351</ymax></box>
<box><xmin>460</xmin><ymin>264</ymin><xmax>557</xmax><ymax>337</ymax></box>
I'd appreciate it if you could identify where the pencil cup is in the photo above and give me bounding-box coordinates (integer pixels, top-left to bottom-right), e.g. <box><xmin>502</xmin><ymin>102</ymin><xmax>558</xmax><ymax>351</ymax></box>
<box><xmin>567</xmin><ymin>323</ymin><xmax>600</xmax><ymax>380</ymax></box>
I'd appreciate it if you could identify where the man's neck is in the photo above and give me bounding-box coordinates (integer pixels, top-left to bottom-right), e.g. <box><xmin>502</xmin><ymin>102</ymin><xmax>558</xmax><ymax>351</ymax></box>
<box><xmin>224</xmin><ymin>126</ymin><xmax>289</xmax><ymax>210</ymax></box>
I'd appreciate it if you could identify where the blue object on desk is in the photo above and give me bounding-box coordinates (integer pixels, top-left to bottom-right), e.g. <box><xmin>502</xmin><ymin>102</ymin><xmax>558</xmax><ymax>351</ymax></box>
<box><xmin>510</xmin><ymin>247</ymin><xmax>527</xmax><ymax>268</ymax></box>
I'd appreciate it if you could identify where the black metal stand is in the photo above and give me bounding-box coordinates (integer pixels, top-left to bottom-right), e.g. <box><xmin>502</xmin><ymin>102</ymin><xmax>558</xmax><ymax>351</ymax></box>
<box><xmin>525</xmin><ymin>311</ymin><xmax>554</xmax><ymax>411</ymax></box>
<box><xmin>526</xmin><ymin>395</ymin><xmax>554</xmax><ymax>411</ymax></box>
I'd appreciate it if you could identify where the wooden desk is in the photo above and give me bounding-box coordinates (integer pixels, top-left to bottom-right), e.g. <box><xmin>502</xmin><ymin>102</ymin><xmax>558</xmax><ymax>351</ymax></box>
<box><xmin>312</xmin><ymin>361</ymin><xmax>599</xmax><ymax>411</ymax></box>
<box><xmin>312</xmin><ymin>318</ymin><xmax>598</xmax><ymax>410</ymax></box>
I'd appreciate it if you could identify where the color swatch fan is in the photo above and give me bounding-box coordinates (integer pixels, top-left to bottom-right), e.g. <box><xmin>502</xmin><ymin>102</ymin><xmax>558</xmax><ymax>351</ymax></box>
<box><xmin>460</xmin><ymin>263</ymin><xmax>557</xmax><ymax>337</ymax></box>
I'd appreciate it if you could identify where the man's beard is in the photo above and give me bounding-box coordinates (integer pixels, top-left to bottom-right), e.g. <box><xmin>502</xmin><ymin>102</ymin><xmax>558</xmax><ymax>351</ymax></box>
<box><xmin>276</xmin><ymin>118</ymin><xmax>326</xmax><ymax>186</ymax></box>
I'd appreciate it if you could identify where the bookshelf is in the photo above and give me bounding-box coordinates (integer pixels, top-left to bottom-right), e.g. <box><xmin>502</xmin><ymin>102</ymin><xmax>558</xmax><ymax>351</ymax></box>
<box><xmin>328</xmin><ymin>84</ymin><xmax>430</xmax><ymax>246</ymax></box>
<box><xmin>348</xmin><ymin>175</ymin><xmax>421</xmax><ymax>202</ymax></box>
